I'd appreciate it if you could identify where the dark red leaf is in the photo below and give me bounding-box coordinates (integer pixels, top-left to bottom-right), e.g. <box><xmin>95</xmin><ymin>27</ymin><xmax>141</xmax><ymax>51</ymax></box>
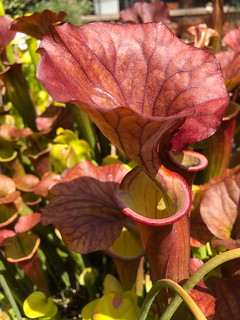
<box><xmin>11</xmin><ymin>10</ymin><xmax>67</xmax><ymax>40</ymax></box>
<box><xmin>208</xmin><ymin>276</ymin><xmax>240</xmax><ymax>320</ymax></box>
<box><xmin>41</xmin><ymin>161</ymin><xmax>129</xmax><ymax>253</ymax></box>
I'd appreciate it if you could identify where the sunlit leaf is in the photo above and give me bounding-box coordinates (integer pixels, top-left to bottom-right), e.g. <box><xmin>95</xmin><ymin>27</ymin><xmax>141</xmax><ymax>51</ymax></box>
<box><xmin>23</xmin><ymin>291</ymin><xmax>55</xmax><ymax>318</ymax></box>
<box><xmin>37</xmin><ymin>22</ymin><xmax>228</xmax><ymax>222</ymax></box>
<box><xmin>37</xmin><ymin>22</ymin><xmax>228</xmax><ymax>156</ymax></box>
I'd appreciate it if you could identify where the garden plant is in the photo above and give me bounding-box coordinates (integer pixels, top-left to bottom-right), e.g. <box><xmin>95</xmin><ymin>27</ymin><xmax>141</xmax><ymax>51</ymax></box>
<box><xmin>1</xmin><ymin>0</ymin><xmax>240</xmax><ymax>319</ymax></box>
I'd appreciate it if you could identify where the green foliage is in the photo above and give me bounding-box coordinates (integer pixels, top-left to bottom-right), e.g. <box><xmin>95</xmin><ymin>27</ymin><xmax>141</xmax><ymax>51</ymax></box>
<box><xmin>29</xmin><ymin>0</ymin><xmax>92</xmax><ymax>24</ymax></box>
<box><xmin>3</xmin><ymin>0</ymin><xmax>92</xmax><ymax>24</ymax></box>
<box><xmin>3</xmin><ymin>0</ymin><xmax>39</xmax><ymax>16</ymax></box>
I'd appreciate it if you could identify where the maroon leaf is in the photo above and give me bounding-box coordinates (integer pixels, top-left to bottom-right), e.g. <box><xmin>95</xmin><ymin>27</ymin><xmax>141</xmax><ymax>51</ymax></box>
<box><xmin>208</xmin><ymin>275</ymin><xmax>240</xmax><ymax>319</ymax></box>
<box><xmin>37</xmin><ymin>22</ymin><xmax>227</xmax><ymax>225</ymax></box>
<box><xmin>37</xmin><ymin>22</ymin><xmax>228</xmax><ymax>158</ymax></box>
<box><xmin>41</xmin><ymin>161</ymin><xmax>129</xmax><ymax>254</ymax></box>
<box><xmin>223</xmin><ymin>26</ymin><xmax>240</xmax><ymax>52</ymax></box>
<box><xmin>120</xmin><ymin>1</ymin><xmax>170</xmax><ymax>24</ymax></box>
<box><xmin>0</xmin><ymin>16</ymin><xmax>16</xmax><ymax>52</ymax></box>
<box><xmin>200</xmin><ymin>166</ymin><xmax>240</xmax><ymax>241</ymax></box>
<box><xmin>11</xmin><ymin>10</ymin><xmax>67</xmax><ymax>40</ymax></box>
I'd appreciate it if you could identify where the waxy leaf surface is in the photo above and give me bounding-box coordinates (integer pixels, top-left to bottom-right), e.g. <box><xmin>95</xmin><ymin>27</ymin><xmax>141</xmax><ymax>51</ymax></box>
<box><xmin>41</xmin><ymin>161</ymin><xmax>129</xmax><ymax>253</ymax></box>
<box><xmin>37</xmin><ymin>22</ymin><xmax>228</xmax><ymax>155</ymax></box>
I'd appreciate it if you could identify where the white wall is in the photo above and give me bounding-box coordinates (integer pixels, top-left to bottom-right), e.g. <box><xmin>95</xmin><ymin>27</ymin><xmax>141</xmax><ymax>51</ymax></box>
<box><xmin>94</xmin><ymin>0</ymin><xmax>119</xmax><ymax>14</ymax></box>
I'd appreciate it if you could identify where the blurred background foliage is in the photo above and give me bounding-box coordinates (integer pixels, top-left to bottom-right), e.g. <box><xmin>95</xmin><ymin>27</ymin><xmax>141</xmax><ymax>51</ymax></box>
<box><xmin>3</xmin><ymin>0</ymin><xmax>93</xmax><ymax>24</ymax></box>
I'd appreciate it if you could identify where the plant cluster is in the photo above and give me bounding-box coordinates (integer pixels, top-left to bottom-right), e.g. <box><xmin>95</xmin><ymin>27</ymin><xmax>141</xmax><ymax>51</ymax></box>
<box><xmin>1</xmin><ymin>1</ymin><xmax>240</xmax><ymax>319</ymax></box>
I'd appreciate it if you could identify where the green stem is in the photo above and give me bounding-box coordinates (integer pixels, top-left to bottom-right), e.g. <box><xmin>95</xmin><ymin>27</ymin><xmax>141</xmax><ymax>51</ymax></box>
<box><xmin>0</xmin><ymin>274</ymin><xmax>23</xmax><ymax>320</ymax></box>
<box><xmin>139</xmin><ymin>279</ymin><xmax>206</xmax><ymax>320</ymax></box>
<box><xmin>161</xmin><ymin>248</ymin><xmax>240</xmax><ymax>320</ymax></box>
<box><xmin>68</xmin><ymin>103</ymin><xmax>100</xmax><ymax>161</ymax></box>
<box><xmin>0</xmin><ymin>252</ymin><xmax>28</xmax><ymax>305</ymax></box>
